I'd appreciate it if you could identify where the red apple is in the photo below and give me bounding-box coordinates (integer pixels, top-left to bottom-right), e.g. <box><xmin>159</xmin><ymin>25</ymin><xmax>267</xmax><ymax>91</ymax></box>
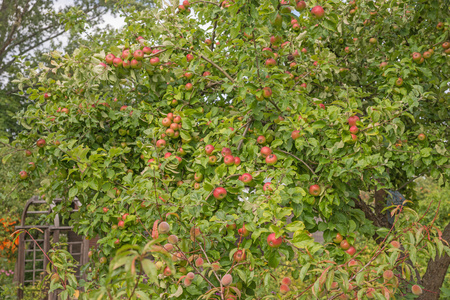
<box><xmin>349</xmin><ymin>125</ymin><xmax>359</xmax><ymax>134</ymax></box>
<box><xmin>263</xmin><ymin>182</ymin><xmax>273</xmax><ymax>192</ymax></box>
<box><xmin>185</xmin><ymin>83</ymin><xmax>193</xmax><ymax>91</ymax></box>
<box><xmin>309</xmin><ymin>184</ymin><xmax>321</xmax><ymax>196</ymax></box>
<box><xmin>347</xmin><ymin>115</ymin><xmax>360</xmax><ymax>126</ymax></box>
<box><xmin>257</xmin><ymin>135</ymin><xmax>266</xmax><ymax>145</ymax></box>
<box><xmin>340</xmin><ymin>240</ymin><xmax>350</xmax><ymax>250</ymax></box>
<box><xmin>150</xmin><ymin>57</ymin><xmax>160</xmax><ymax>66</ymax></box>
<box><xmin>346</xmin><ymin>246</ymin><xmax>356</xmax><ymax>256</ymax></box>
<box><xmin>186</xmin><ymin>54</ymin><xmax>194</xmax><ymax>62</ymax></box>
<box><xmin>311</xmin><ymin>5</ymin><xmax>325</xmax><ymax>18</ymax></box>
<box><xmin>291</xmin><ymin>130</ymin><xmax>301</xmax><ymax>140</ymax></box>
<box><xmin>213</xmin><ymin>187</ymin><xmax>227</xmax><ymax>200</ymax></box>
<box><xmin>260</xmin><ymin>146</ymin><xmax>272</xmax><ymax>158</ymax></box>
<box><xmin>36</xmin><ymin>139</ymin><xmax>46</xmax><ymax>148</ymax></box>
<box><xmin>205</xmin><ymin>144</ymin><xmax>215</xmax><ymax>155</ymax></box>
<box><xmin>234</xmin><ymin>157</ymin><xmax>241</xmax><ymax>166</ymax></box>
<box><xmin>224</xmin><ymin>155</ymin><xmax>235</xmax><ymax>166</ymax></box>
<box><xmin>156</xmin><ymin>139</ymin><xmax>166</xmax><ymax>148</ymax></box>
<box><xmin>19</xmin><ymin>171</ymin><xmax>28</xmax><ymax>180</ymax></box>
<box><xmin>267</xmin><ymin>233</ymin><xmax>283</xmax><ymax>247</ymax></box>
<box><xmin>105</xmin><ymin>53</ymin><xmax>115</xmax><ymax>64</ymax></box>
<box><xmin>263</xmin><ymin>87</ymin><xmax>272</xmax><ymax>98</ymax></box>
<box><xmin>240</xmin><ymin>173</ymin><xmax>253</xmax><ymax>184</ymax></box>
<box><xmin>265</xmin><ymin>58</ymin><xmax>276</xmax><ymax>67</ymax></box>
<box><xmin>233</xmin><ymin>249</ymin><xmax>246</xmax><ymax>262</ymax></box>
<box><xmin>266</xmin><ymin>154</ymin><xmax>277</xmax><ymax>165</ymax></box>
<box><xmin>296</xmin><ymin>1</ymin><xmax>306</xmax><ymax>11</ymax></box>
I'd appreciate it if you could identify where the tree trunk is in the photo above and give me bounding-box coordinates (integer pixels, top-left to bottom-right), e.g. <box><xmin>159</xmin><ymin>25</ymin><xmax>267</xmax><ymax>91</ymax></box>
<box><xmin>418</xmin><ymin>221</ymin><xmax>450</xmax><ymax>300</ymax></box>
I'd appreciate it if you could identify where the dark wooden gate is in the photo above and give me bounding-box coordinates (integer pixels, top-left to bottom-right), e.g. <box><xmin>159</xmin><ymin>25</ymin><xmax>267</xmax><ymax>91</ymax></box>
<box><xmin>14</xmin><ymin>196</ymin><xmax>90</xmax><ymax>299</ymax></box>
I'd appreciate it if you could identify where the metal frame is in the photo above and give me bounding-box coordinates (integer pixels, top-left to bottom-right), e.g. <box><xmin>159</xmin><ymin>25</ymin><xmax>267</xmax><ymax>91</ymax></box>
<box><xmin>14</xmin><ymin>196</ymin><xmax>90</xmax><ymax>299</ymax></box>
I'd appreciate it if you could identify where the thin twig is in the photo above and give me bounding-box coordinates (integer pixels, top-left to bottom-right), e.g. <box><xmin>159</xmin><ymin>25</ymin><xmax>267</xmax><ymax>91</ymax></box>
<box><xmin>237</xmin><ymin>118</ymin><xmax>252</xmax><ymax>151</ymax></box>
<box><xmin>277</xmin><ymin>149</ymin><xmax>316</xmax><ymax>175</ymax></box>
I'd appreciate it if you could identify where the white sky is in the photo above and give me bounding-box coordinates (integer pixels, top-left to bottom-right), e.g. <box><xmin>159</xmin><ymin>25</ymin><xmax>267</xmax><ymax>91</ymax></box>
<box><xmin>53</xmin><ymin>0</ymin><xmax>126</xmax><ymax>51</ymax></box>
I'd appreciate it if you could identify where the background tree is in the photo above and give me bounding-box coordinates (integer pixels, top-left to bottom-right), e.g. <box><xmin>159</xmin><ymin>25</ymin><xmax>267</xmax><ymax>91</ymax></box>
<box><xmin>3</xmin><ymin>0</ymin><xmax>450</xmax><ymax>299</ymax></box>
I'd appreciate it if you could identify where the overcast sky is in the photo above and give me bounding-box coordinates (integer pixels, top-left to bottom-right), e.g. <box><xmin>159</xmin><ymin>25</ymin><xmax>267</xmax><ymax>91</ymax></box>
<box><xmin>52</xmin><ymin>0</ymin><xmax>126</xmax><ymax>51</ymax></box>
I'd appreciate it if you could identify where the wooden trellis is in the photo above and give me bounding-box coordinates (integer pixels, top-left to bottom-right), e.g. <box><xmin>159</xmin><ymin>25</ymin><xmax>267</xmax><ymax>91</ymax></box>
<box><xmin>13</xmin><ymin>196</ymin><xmax>91</xmax><ymax>300</ymax></box>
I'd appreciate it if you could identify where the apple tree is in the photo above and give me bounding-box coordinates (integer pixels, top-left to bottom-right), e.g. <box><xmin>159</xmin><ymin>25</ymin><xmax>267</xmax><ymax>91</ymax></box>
<box><xmin>5</xmin><ymin>0</ymin><xmax>450</xmax><ymax>299</ymax></box>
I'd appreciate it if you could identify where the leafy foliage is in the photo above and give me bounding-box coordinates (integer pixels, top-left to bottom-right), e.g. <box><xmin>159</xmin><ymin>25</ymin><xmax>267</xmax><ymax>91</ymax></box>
<box><xmin>3</xmin><ymin>0</ymin><xmax>450</xmax><ymax>299</ymax></box>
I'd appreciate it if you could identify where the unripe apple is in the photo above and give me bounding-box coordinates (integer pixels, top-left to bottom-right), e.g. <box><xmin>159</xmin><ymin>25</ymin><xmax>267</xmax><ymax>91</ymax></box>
<box><xmin>233</xmin><ymin>249</ymin><xmax>246</xmax><ymax>262</ymax></box>
<box><xmin>194</xmin><ymin>172</ymin><xmax>203</xmax><ymax>182</ymax></box>
<box><xmin>213</xmin><ymin>187</ymin><xmax>227</xmax><ymax>199</ymax></box>
<box><xmin>436</xmin><ymin>22</ymin><xmax>444</xmax><ymax>30</ymax></box>
<box><xmin>238</xmin><ymin>224</ymin><xmax>249</xmax><ymax>237</ymax></box>
<box><xmin>383</xmin><ymin>270</ymin><xmax>394</xmax><ymax>281</ymax></box>
<box><xmin>262</xmin><ymin>47</ymin><xmax>273</xmax><ymax>57</ymax></box>
<box><xmin>263</xmin><ymin>87</ymin><xmax>272</xmax><ymax>98</ymax></box>
<box><xmin>257</xmin><ymin>135</ymin><xmax>266</xmax><ymax>144</ymax></box>
<box><xmin>195</xmin><ymin>257</ymin><xmax>204</xmax><ymax>267</ymax></box>
<box><xmin>369</xmin><ymin>37</ymin><xmax>377</xmax><ymax>44</ymax></box>
<box><xmin>184</xmin><ymin>277</ymin><xmax>192</xmax><ymax>286</ymax></box>
<box><xmin>280</xmin><ymin>284</ymin><xmax>290</xmax><ymax>294</ymax></box>
<box><xmin>395</xmin><ymin>77</ymin><xmax>403</xmax><ymax>87</ymax></box>
<box><xmin>333</xmin><ymin>233</ymin><xmax>343</xmax><ymax>243</ymax></box>
<box><xmin>291</xmin><ymin>130</ymin><xmax>301</xmax><ymax>140</ymax></box>
<box><xmin>208</xmin><ymin>155</ymin><xmax>217</xmax><ymax>165</ymax></box>
<box><xmin>221</xmin><ymin>274</ymin><xmax>232</xmax><ymax>286</ymax></box>
<box><xmin>418</xmin><ymin>133</ymin><xmax>426</xmax><ymax>141</ymax></box>
<box><xmin>412</xmin><ymin>285</ymin><xmax>422</xmax><ymax>295</ymax></box>
<box><xmin>390</xmin><ymin>240</ymin><xmax>400</xmax><ymax>248</ymax></box>
<box><xmin>158</xmin><ymin>221</ymin><xmax>171</xmax><ymax>234</ymax></box>
<box><xmin>311</xmin><ymin>5</ymin><xmax>325</xmax><ymax>18</ymax></box>
<box><xmin>184</xmin><ymin>72</ymin><xmax>194</xmax><ymax>79</ymax></box>
<box><xmin>309</xmin><ymin>184</ymin><xmax>321</xmax><ymax>196</ymax></box>
<box><xmin>27</xmin><ymin>162</ymin><xmax>36</xmax><ymax>171</ymax></box>
<box><xmin>211</xmin><ymin>262</ymin><xmax>220</xmax><ymax>271</ymax></box>
<box><xmin>267</xmin><ymin>233</ymin><xmax>283</xmax><ymax>247</ymax></box>
<box><xmin>340</xmin><ymin>240</ymin><xmax>350</xmax><ymax>250</ymax></box>
<box><xmin>281</xmin><ymin>277</ymin><xmax>291</xmax><ymax>285</ymax></box>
